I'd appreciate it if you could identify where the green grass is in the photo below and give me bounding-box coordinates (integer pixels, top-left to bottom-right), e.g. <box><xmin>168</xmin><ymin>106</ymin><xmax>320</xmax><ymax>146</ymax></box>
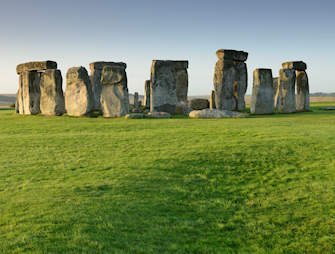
<box><xmin>1</xmin><ymin>102</ymin><xmax>335</xmax><ymax>253</ymax></box>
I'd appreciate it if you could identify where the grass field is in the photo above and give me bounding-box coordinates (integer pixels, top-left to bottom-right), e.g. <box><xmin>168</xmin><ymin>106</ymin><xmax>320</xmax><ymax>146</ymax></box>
<box><xmin>1</xmin><ymin>102</ymin><xmax>335</xmax><ymax>253</ymax></box>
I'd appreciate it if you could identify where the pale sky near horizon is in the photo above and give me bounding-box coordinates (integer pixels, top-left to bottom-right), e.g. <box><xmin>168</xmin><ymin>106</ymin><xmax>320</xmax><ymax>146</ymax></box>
<box><xmin>0</xmin><ymin>0</ymin><xmax>334</xmax><ymax>95</ymax></box>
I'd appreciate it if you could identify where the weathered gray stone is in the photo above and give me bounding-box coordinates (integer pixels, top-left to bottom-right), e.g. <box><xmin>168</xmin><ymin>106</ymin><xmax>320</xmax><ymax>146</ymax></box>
<box><xmin>100</xmin><ymin>64</ymin><xmax>129</xmax><ymax>118</ymax></box>
<box><xmin>275</xmin><ymin>69</ymin><xmax>296</xmax><ymax>113</ymax></box>
<box><xmin>125</xmin><ymin>113</ymin><xmax>146</xmax><ymax>119</ymax></box>
<box><xmin>273</xmin><ymin>77</ymin><xmax>279</xmax><ymax>98</ymax></box>
<box><xmin>150</xmin><ymin>60</ymin><xmax>188</xmax><ymax>114</ymax></box>
<box><xmin>214</xmin><ymin>59</ymin><xmax>236</xmax><ymax>111</ymax></box>
<box><xmin>147</xmin><ymin>112</ymin><xmax>171</xmax><ymax>118</ymax></box>
<box><xmin>176</xmin><ymin>67</ymin><xmax>188</xmax><ymax>103</ymax></box>
<box><xmin>143</xmin><ymin>80</ymin><xmax>151</xmax><ymax>109</ymax></box>
<box><xmin>65</xmin><ymin>67</ymin><xmax>94</xmax><ymax>117</ymax></box>
<box><xmin>216</xmin><ymin>49</ymin><xmax>248</xmax><ymax>62</ymax></box>
<box><xmin>189</xmin><ymin>109</ymin><xmax>248</xmax><ymax>119</ymax></box>
<box><xmin>214</xmin><ymin>49</ymin><xmax>248</xmax><ymax>111</ymax></box>
<box><xmin>16</xmin><ymin>61</ymin><xmax>57</xmax><ymax>74</ymax></box>
<box><xmin>134</xmin><ymin>92</ymin><xmax>140</xmax><ymax>110</ymax></box>
<box><xmin>235</xmin><ymin>62</ymin><xmax>248</xmax><ymax>111</ymax></box>
<box><xmin>40</xmin><ymin>70</ymin><xmax>65</xmax><ymax>116</ymax></box>
<box><xmin>296</xmin><ymin>71</ymin><xmax>310</xmax><ymax>111</ymax></box>
<box><xmin>16</xmin><ymin>71</ymin><xmax>41</xmax><ymax>115</ymax></box>
<box><xmin>251</xmin><ymin>69</ymin><xmax>274</xmax><ymax>114</ymax></box>
<box><xmin>210</xmin><ymin>90</ymin><xmax>216</xmax><ymax>109</ymax></box>
<box><xmin>282</xmin><ymin>61</ymin><xmax>307</xmax><ymax>71</ymax></box>
<box><xmin>90</xmin><ymin>62</ymin><xmax>127</xmax><ymax>110</ymax></box>
<box><xmin>189</xmin><ymin>98</ymin><xmax>209</xmax><ymax>110</ymax></box>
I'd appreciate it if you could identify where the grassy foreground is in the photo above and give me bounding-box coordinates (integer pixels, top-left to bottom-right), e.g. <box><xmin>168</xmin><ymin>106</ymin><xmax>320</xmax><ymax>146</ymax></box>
<box><xmin>1</xmin><ymin>102</ymin><xmax>335</xmax><ymax>254</ymax></box>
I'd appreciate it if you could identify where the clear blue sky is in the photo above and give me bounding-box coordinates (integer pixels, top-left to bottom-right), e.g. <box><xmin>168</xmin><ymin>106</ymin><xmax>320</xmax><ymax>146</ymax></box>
<box><xmin>0</xmin><ymin>0</ymin><xmax>334</xmax><ymax>95</ymax></box>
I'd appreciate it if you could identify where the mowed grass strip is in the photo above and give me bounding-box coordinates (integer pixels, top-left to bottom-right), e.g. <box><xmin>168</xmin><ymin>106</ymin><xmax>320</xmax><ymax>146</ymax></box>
<box><xmin>0</xmin><ymin>103</ymin><xmax>335</xmax><ymax>253</ymax></box>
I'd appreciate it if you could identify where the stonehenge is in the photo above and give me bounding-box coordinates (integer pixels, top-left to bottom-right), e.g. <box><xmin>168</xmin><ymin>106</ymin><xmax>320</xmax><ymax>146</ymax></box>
<box><xmin>65</xmin><ymin>67</ymin><xmax>94</xmax><ymax>117</ymax></box>
<box><xmin>214</xmin><ymin>49</ymin><xmax>248</xmax><ymax>111</ymax></box>
<box><xmin>16</xmin><ymin>61</ymin><xmax>65</xmax><ymax>116</ymax></box>
<box><xmin>100</xmin><ymin>63</ymin><xmax>129</xmax><ymax>118</ymax></box>
<box><xmin>14</xmin><ymin>56</ymin><xmax>311</xmax><ymax>119</ymax></box>
<box><xmin>251</xmin><ymin>69</ymin><xmax>274</xmax><ymax>114</ymax></box>
<box><xmin>150</xmin><ymin>60</ymin><xmax>188</xmax><ymax>114</ymax></box>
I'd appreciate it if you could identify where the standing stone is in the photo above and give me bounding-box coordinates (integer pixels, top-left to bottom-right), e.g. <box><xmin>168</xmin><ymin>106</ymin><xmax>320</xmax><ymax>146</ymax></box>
<box><xmin>150</xmin><ymin>60</ymin><xmax>188</xmax><ymax>114</ymax></box>
<box><xmin>65</xmin><ymin>67</ymin><xmax>94</xmax><ymax>117</ymax></box>
<box><xmin>100</xmin><ymin>63</ymin><xmax>129</xmax><ymax>118</ymax></box>
<box><xmin>143</xmin><ymin>80</ymin><xmax>151</xmax><ymax>109</ymax></box>
<box><xmin>40</xmin><ymin>69</ymin><xmax>65</xmax><ymax>116</ymax></box>
<box><xmin>90</xmin><ymin>62</ymin><xmax>125</xmax><ymax>110</ymax></box>
<box><xmin>16</xmin><ymin>71</ymin><xmax>41</xmax><ymax>115</ymax></box>
<box><xmin>133</xmin><ymin>92</ymin><xmax>141</xmax><ymax>112</ymax></box>
<box><xmin>251</xmin><ymin>69</ymin><xmax>274</xmax><ymax>114</ymax></box>
<box><xmin>275</xmin><ymin>69</ymin><xmax>296</xmax><ymax>113</ymax></box>
<box><xmin>210</xmin><ymin>90</ymin><xmax>216</xmax><ymax>109</ymax></box>
<box><xmin>214</xmin><ymin>49</ymin><xmax>248</xmax><ymax>111</ymax></box>
<box><xmin>273</xmin><ymin>77</ymin><xmax>280</xmax><ymax>109</ymax></box>
<box><xmin>296</xmin><ymin>71</ymin><xmax>310</xmax><ymax>111</ymax></box>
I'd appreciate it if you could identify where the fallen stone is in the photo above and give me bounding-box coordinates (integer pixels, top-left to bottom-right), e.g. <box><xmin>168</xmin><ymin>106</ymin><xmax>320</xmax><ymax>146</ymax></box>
<box><xmin>276</xmin><ymin>69</ymin><xmax>296</xmax><ymax>113</ymax></box>
<box><xmin>216</xmin><ymin>49</ymin><xmax>248</xmax><ymax>62</ymax></box>
<box><xmin>282</xmin><ymin>61</ymin><xmax>307</xmax><ymax>71</ymax></box>
<box><xmin>251</xmin><ymin>69</ymin><xmax>274</xmax><ymax>114</ymax></box>
<box><xmin>296</xmin><ymin>71</ymin><xmax>310</xmax><ymax>111</ymax></box>
<box><xmin>189</xmin><ymin>109</ymin><xmax>248</xmax><ymax>119</ymax></box>
<box><xmin>321</xmin><ymin>107</ymin><xmax>335</xmax><ymax>110</ymax></box>
<box><xmin>147</xmin><ymin>112</ymin><xmax>171</xmax><ymax>118</ymax></box>
<box><xmin>40</xmin><ymin>69</ymin><xmax>65</xmax><ymax>116</ymax></box>
<box><xmin>125</xmin><ymin>113</ymin><xmax>146</xmax><ymax>119</ymax></box>
<box><xmin>100</xmin><ymin>63</ymin><xmax>129</xmax><ymax>118</ymax></box>
<box><xmin>65</xmin><ymin>67</ymin><xmax>94</xmax><ymax>117</ymax></box>
<box><xmin>16</xmin><ymin>61</ymin><xmax>57</xmax><ymax>74</ymax></box>
<box><xmin>189</xmin><ymin>98</ymin><xmax>209</xmax><ymax>110</ymax></box>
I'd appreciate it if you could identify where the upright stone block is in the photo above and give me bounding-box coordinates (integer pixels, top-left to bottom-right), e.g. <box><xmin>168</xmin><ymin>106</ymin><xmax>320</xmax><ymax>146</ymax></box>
<box><xmin>143</xmin><ymin>80</ymin><xmax>151</xmax><ymax>109</ymax></box>
<box><xmin>90</xmin><ymin>62</ymin><xmax>127</xmax><ymax>110</ymax></box>
<box><xmin>16</xmin><ymin>71</ymin><xmax>41</xmax><ymax>115</ymax></box>
<box><xmin>213</xmin><ymin>49</ymin><xmax>248</xmax><ymax>111</ymax></box>
<box><xmin>210</xmin><ymin>90</ymin><xmax>216</xmax><ymax>109</ymax></box>
<box><xmin>150</xmin><ymin>60</ymin><xmax>188</xmax><ymax>114</ymax></box>
<box><xmin>296</xmin><ymin>71</ymin><xmax>310</xmax><ymax>111</ymax></box>
<box><xmin>276</xmin><ymin>69</ymin><xmax>296</xmax><ymax>113</ymax></box>
<box><xmin>251</xmin><ymin>69</ymin><xmax>274</xmax><ymax>114</ymax></box>
<box><xmin>65</xmin><ymin>67</ymin><xmax>94</xmax><ymax>117</ymax></box>
<box><xmin>100</xmin><ymin>63</ymin><xmax>129</xmax><ymax>118</ymax></box>
<box><xmin>133</xmin><ymin>92</ymin><xmax>140</xmax><ymax>112</ymax></box>
<box><xmin>214</xmin><ymin>59</ymin><xmax>236</xmax><ymax>111</ymax></box>
<box><xmin>40</xmin><ymin>69</ymin><xmax>65</xmax><ymax>116</ymax></box>
<box><xmin>273</xmin><ymin>77</ymin><xmax>280</xmax><ymax>108</ymax></box>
